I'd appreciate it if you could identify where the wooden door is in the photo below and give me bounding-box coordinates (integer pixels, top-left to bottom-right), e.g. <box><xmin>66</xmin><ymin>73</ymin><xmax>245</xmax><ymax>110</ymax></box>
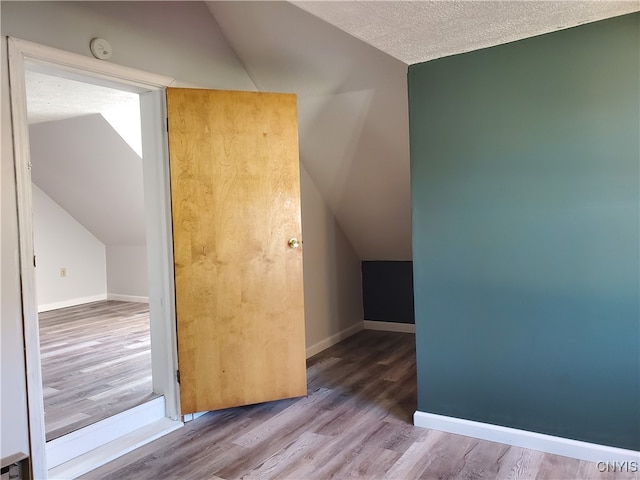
<box><xmin>166</xmin><ymin>88</ymin><xmax>307</xmax><ymax>414</ymax></box>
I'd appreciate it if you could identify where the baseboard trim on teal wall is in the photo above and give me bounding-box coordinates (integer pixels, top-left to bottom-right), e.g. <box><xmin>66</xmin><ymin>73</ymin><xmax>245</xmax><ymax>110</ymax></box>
<box><xmin>413</xmin><ymin>411</ymin><xmax>640</xmax><ymax>463</ymax></box>
<box><xmin>363</xmin><ymin>320</ymin><xmax>416</xmax><ymax>333</ymax></box>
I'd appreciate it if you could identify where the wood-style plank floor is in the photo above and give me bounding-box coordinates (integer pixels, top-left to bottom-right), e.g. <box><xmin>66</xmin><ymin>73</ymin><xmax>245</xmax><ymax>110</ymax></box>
<box><xmin>83</xmin><ymin>330</ymin><xmax>633</xmax><ymax>480</ymax></box>
<box><xmin>39</xmin><ymin>300</ymin><xmax>158</xmax><ymax>441</ymax></box>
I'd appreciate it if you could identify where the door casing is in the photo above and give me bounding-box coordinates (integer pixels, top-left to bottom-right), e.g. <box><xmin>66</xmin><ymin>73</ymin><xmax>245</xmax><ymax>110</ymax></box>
<box><xmin>7</xmin><ymin>37</ymin><xmax>179</xmax><ymax>478</ymax></box>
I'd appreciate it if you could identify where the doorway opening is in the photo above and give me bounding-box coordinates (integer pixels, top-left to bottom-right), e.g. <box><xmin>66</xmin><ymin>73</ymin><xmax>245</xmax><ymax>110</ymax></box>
<box><xmin>8</xmin><ymin>37</ymin><xmax>181</xmax><ymax>478</ymax></box>
<box><xmin>25</xmin><ymin>70</ymin><xmax>157</xmax><ymax>442</ymax></box>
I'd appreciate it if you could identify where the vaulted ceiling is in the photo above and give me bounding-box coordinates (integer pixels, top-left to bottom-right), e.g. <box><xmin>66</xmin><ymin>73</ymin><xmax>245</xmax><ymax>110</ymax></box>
<box><xmin>26</xmin><ymin>1</ymin><xmax>639</xmax><ymax>260</ymax></box>
<box><xmin>206</xmin><ymin>1</ymin><xmax>637</xmax><ymax>260</ymax></box>
<box><xmin>30</xmin><ymin>114</ymin><xmax>146</xmax><ymax>246</ymax></box>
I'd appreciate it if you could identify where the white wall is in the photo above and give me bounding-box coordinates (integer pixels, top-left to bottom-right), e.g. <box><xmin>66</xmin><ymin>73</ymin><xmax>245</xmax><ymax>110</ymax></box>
<box><xmin>301</xmin><ymin>166</ymin><xmax>363</xmax><ymax>355</ymax></box>
<box><xmin>29</xmin><ymin>114</ymin><xmax>150</xmax><ymax>302</ymax></box>
<box><xmin>1</xmin><ymin>0</ymin><xmax>364</xmax><ymax>460</ymax></box>
<box><xmin>29</xmin><ymin>115</ymin><xmax>147</xmax><ymax>247</ymax></box>
<box><xmin>32</xmin><ymin>184</ymin><xmax>107</xmax><ymax>311</ymax></box>
<box><xmin>0</xmin><ymin>1</ymin><xmax>257</xmax><ymax>92</ymax></box>
<box><xmin>106</xmin><ymin>245</ymin><xmax>148</xmax><ymax>299</ymax></box>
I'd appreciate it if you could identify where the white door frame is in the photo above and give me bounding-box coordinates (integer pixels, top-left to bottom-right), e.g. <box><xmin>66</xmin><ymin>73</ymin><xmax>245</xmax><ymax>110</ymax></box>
<box><xmin>7</xmin><ymin>37</ymin><xmax>180</xmax><ymax>478</ymax></box>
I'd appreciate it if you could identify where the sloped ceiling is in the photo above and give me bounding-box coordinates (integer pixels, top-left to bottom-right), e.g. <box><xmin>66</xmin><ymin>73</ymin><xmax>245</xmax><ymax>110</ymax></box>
<box><xmin>23</xmin><ymin>1</ymin><xmax>640</xmax><ymax>262</ymax></box>
<box><xmin>29</xmin><ymin>114</ymin><xmax>145</xmax><ymax>246</ymax></box>
<box><xmin>26</xmin><ymin>70</ymin><xmax>147</xmax><ymax>248</ymax></box>
<box><xmin>26</xmin><ymin>70</ymin><xmax>143</xmax><ymax>156</ymax></box>
<box><xmin>207</xmin><ymin>1</ymin><xmax>638</xmax><ymax>261</ymax></box>
<box><xmin>208</xmin><ymin>1</ymin><xmax>411</xmax><ymax>260</ymax></box>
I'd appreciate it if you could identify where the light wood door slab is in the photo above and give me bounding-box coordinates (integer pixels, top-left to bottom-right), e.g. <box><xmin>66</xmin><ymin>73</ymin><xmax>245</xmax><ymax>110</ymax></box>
<box><xmin>167</xmin><ymin>88</ymin><xmax>306</xmax><ymax>414</ymax></box>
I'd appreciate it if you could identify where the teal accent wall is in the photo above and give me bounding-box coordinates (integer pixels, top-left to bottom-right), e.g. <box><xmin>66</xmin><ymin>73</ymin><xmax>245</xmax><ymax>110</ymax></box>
<box><xmin>409</xmin><ymin>13</ymin><xmax>639</xmax><ymax>450</ymax></box>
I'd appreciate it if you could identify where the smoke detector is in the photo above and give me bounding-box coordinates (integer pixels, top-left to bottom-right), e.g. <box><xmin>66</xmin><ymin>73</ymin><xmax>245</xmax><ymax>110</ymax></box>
<box><xmin>90</xmin><ymin>38</ymin><xmax>112</xmax><ymax>60</ymax></box>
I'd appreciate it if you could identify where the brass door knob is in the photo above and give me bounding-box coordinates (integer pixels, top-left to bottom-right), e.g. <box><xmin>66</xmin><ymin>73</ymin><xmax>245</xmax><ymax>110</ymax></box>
<box><xmin>288</xmin><ymin>238</ymin><xmax>300</xmax><ymax>249</ymax></box>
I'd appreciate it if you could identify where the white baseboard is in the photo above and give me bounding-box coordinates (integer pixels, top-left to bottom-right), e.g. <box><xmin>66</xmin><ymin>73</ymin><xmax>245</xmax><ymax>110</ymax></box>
<box><xmin>413</xmin><ymin>411</ymin><xmax>640</xmax><ymax>463</ymax></box>
<box><xmin>47</xmin><ymin>396</ymin><xmax>166</xmax><ymax>469</ymax></box>
<box><xmin>48</xmin><ymin>417</ymin><xmax>182</xmax><ymax>480</ymax></box>
<box><xmin>364</xmin><ymin>320</ymin><xmax>415</xmax><ymax>333</ymax></box>
<box><xmin>182</xmin><ymin>411</ymin><xmax>207</xmax><ymax>422</ymax></box>
<box><xmin>306</xmin><ymin>322</ymin><xmax>364</xmax><ymax>358</ymax></box>
<box><xmin>38</xmin><ymin>294</ymin><xmax>108</xmax><ymax>313</ymax></box>
<box><xmin>107</xmin><ymin>294</ymin><xmax>149</xmax><ymax>303</ymax></box>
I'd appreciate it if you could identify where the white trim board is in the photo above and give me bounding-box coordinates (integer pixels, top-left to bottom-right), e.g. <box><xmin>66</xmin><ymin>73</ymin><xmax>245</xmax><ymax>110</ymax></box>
<box><xmin>38</xmin><ymin>295</ymin><xmax>150</xmax><ymax>312</ymax></box>
<box><xmin>38</xmin><ymin>294</ymin><xmax>108</xmax><ymax>312</ymax></box>
<box><xmin>47</xmin><ymin>396</ymin><xmax>166</xmax><ymax>469</ymax></box>
<box><xmin>182</xmin><ymin>411</ymin><xmax>207</xmax><ymax>423</ymax></box>
<box><xmin>48</xmin><ymin>417</ymin><xmax>182</xmax><ymax>480</ymax></box>
<box><xmin>364</xmin><ymin>320</ymin><xmax>415</xmax><ymax>333</ymax></box>
<box><xmin>305</xmin><ymin>322</ymin><xmax>364</xmax><ymax>358</ymax></box>
<box><xmin>304</xmin><ymin>321</ymin><xmax>414</xmax><ymax>360</ymax></box>
<box><xmin>12</xmin><ymin>37</ymin><xmax>174</xmax><ymax>91</ymax></box>
<box><xmin>414</xmin><ymin>411</ymin><xmax>640</xmax><ymax>464</ymax></box>
<box><xmin>9</xmin><ymin>37</ymin><xmax>49</xmax><ymax>480</ymax></box>
<box><xmin>107</xmin><ymin>294</ymin><xmax>149</xmax><ymax>303</ymax></box>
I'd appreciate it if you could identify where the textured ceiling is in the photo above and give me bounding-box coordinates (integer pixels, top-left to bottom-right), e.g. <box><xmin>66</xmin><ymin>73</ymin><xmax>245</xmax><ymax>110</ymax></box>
<box><xmin>292</xmin><ymin>1</ymin><xmax>640</xmax><ymax>65</ymax></box>
<box><xmin>26</xmin><ymin>70</ymin><xmax>142</xmax><ymax>156</ymax></box>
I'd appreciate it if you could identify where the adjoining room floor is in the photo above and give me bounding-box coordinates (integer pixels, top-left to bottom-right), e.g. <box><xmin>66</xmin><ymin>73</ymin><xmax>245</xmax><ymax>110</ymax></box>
<box><xmin>40</xmin><ymin>300</ymin><xmax>158</xmax><ymax>441</ymax></box>
<box><xmin>82</xmin><ymin>330</ymin><xmax>614</xmax><ymax>480</ymax></box>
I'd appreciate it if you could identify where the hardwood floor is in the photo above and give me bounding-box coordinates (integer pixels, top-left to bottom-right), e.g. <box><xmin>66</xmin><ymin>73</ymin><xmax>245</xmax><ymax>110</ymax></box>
<box><xmin>82</xmin><ymin>330</ymin><xmax>635</xmax><ymax>480</ymax></box>
<box><xmin>39</xmin><ymin>300</ymin><xmax>158</xmax><ymax>441</ymax></box>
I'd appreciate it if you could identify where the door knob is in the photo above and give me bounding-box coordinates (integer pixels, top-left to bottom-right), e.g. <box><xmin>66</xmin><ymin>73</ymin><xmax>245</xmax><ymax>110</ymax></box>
<box><xmin>288</xmin><ymin>238</ymin><xmax>300</xmax><ymax>249</ymax></box>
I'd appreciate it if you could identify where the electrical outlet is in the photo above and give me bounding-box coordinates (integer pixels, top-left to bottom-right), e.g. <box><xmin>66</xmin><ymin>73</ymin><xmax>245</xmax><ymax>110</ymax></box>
<box><xmin>60</xmin><ymin>267</ymin><xmax>67</xmax><ymax>278</ymax></box>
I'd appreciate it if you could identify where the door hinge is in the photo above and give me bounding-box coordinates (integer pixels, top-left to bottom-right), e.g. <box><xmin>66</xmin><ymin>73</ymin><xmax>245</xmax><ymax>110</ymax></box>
<box><xmin>33</xmin><ymin>255</ymin><xmax>37</xmax><ymax>268</ymax></box>
<box><xmin>176</xmin><ymin>369</ymin><xmax>180</xmax><ymax>384</ymax></box>
<box><xmin>166</xmin><ymin>117</ymin><xmax>169</xmax><ymax>132</ymax></box>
